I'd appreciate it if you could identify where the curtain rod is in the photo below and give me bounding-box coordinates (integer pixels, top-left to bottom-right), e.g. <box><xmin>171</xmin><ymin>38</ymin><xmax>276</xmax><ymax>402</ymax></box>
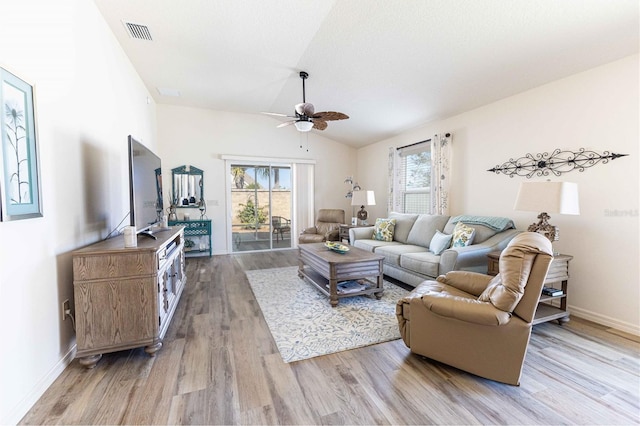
<box><xmin>396</xmin><ymin>139</ymin><xmax>430</xmax><ymax>150</ymax></box>
<box><xmin>396</xmin><ymin>133</ymin><xmax>451</xmax><ymax>150</ymax></box>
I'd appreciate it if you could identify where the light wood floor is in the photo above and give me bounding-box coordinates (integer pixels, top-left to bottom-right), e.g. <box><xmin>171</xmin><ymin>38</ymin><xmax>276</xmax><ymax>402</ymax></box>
<box><xmin>21</xmin><ymin>250</ymin><xmax>640</xmax><ymax>425</ymax></box>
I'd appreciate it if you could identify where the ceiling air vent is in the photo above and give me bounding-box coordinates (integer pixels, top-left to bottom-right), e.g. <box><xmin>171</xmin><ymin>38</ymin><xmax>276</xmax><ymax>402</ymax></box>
<box><xmin>122</xmin><ymin>21</ymin><xmax>152</xmax><ymax>41</ymax></box>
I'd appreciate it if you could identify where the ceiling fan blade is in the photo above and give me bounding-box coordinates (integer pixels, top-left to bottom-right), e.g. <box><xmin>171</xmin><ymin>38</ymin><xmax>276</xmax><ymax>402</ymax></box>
<box><xmin>312</xmin><ymin>111</ymin><xmax>349</xmax><ymax>121</ymax></box>
<box><xmin>277</xmin><ymin>121</ymin><xmax>297</xmax><ymax>128</ymax></box>
<box><xmin>312</xmin><ymin>120</ymin><xmax>328</xmax><ymax>131</ymax></box>
<box><xmin>262</xmin><ymin>111</ymin><xmax>295</xmax><ymax>118</ymax></box>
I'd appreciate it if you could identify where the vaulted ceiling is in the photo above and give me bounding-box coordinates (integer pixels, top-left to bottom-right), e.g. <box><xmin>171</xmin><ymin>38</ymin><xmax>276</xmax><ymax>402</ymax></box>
<box><xmin>93</xmin><ymin>0</ymin><xmax>638</xmax><ymax>147</ymax></box>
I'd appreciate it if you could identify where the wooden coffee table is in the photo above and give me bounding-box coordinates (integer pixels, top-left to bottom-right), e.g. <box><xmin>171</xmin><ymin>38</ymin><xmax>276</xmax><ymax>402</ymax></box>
<box><xmin>298</xmin><ymin>242</ymin><xmax>385</xmax><ymax>307</ymax></box>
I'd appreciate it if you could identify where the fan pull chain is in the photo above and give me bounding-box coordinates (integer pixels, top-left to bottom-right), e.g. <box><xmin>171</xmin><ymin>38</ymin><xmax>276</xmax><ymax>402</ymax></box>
<box><xmin>298</xmin><ymin>132</ymin><xmax>309</xmax><ymax>152</ymax></box>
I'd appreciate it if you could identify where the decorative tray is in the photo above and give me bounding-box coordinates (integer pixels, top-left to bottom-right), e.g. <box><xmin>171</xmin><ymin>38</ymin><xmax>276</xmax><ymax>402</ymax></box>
<box><xmin>324</xmin><ymin>241</ymin><xmax>349</xmax><ymax>254</ymax></box>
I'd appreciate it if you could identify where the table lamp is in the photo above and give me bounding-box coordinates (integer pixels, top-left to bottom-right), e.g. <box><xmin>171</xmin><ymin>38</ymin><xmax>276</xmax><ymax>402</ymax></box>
<box><xmin>514</xmin><ymin>181</ymin><xmax>580</xmax><ymax>242</ymax></box>
<box><xmin>351</xmin><ymin>190</ymin><xmax>376</xmax><ymax>225</ymax></box>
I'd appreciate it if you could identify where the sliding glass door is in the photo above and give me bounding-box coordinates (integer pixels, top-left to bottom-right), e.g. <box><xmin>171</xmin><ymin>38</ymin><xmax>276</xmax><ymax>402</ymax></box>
<box><xmin>229</xmin><ymin>163</ymin><xmax>292</xmax><ymax>252</ymax></box>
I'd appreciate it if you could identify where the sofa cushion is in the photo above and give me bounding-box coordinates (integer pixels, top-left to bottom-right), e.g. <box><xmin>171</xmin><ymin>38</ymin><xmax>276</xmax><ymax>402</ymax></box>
<box><xmin>429</xmin><ymin>231</ymin><xmax>452</xmax><ymax>255</ymax></box>
<box><xmin>353</xmin><ymin>239</ymin><xmax>402</xmax><ymax>253</ymax></box>
<box><xmin>406</xmin><ymin>214</ymin><xmax>451</xmax><ymax>247</ymax></box>
<box><xmin>375</xmin><ymin>244</ymin><xmax>428</xmax><ymax>267</ymax></box>
<box><xmin>388</xmin><ymin>212</ymin><xmax>419</xmax><ymax>243</ymax></box>
<box><xmin>451</xmin><ymin>222</ymin><xmax>476</xmax><ymax>247</ymax></box>
<box><xmin>446</xmin><ymin>222</ymin><xmax>494</xmax><ymax>244</ymax></box>
<box><xmin>444</xmin><ymin>216</ymin><xmax>514</xmax><ymax>244</ymax></box>
<box><xmin>399</xmin><ymin>251</ymin><xmax>442</xmax><ymax>278</ymax></box>
<box><xmin>372</xmin><ymin>218</ymin><xmax>396</xmax><ymax>242</ymax></box>
<box><xmin>461</xmin><ymin>224</ymin><xmax>492</xmax><ymax>244</ymax></box>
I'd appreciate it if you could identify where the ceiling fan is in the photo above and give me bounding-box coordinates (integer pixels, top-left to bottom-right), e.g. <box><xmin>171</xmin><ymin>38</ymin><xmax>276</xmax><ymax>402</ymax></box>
<box><xmin>263</xmin><ymin>71</ymin><xmax>349</xmax><ymax>132</ymax></box>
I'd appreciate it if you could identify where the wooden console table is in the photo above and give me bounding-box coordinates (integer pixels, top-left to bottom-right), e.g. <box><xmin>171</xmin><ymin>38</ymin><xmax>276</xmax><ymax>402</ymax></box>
<box><xmin>488</xmin><ymin>251</ymin><xmax>572</xmax><ymax>325</ymax></box>
<box><xmin>72</xmin><ymin>227</ymin><xmax>186</xmax><ymax>368</ymax></box>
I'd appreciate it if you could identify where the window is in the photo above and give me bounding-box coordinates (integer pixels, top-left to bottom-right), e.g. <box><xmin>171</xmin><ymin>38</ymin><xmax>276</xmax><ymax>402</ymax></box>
<box><xmin>392</xmin><ymin>141</ymin><xmax>432</xmax><ymax>214</ymax></box>
<box><xmin>389</xmin><ymin>134</ymin><xmax>451</xmax><ymax>215</ymax></box>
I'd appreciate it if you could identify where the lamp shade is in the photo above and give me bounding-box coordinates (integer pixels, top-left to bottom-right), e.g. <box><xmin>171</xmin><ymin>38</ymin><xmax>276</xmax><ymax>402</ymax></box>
<box><xmin>514</xmin><ymin>182</ymin><xmax>580</xmax><ymax>215</ymax></box>
<box><xmin>294</xmin><ymin>120</ymin><xmax>313</xmax><ymax>132</ymax></box>
<box><xmin>351</xmin><ymin>190</ymin><xmax>376</xmax><ymax>206</ymax></box>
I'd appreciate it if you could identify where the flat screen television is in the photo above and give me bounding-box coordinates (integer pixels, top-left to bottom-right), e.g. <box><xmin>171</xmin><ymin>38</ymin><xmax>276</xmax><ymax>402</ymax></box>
<box><xmin>128</xmin><ymin>135</ymin><xmax>163</xmax><ymax>236</ymax></box>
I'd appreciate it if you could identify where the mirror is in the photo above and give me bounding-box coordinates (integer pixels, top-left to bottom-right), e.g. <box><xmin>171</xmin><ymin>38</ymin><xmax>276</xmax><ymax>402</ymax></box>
<box><xmin>172</xmin><ymin>165</ymin><xmax>204</xmax><ymax>208</ymax></box>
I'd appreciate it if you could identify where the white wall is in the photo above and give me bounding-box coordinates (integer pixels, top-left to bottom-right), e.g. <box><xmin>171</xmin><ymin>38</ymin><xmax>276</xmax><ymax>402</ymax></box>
<box><xmin>0</xmin><ymin>2</ymin><xmax>636</xmax><ymax>422</ymax></box>
<box><xmin>358</xmin><ymin>55</ymin><xmax>639</xmax><ymax>335</ymax></box>
<box><xmin>0</xmin><ymin>1</ymin><xmax>157</xmax><ymax>423</ymax></box>
<box><xmin>156</xmin><ymin>105</ymin><xmax>357</xmax><ymax>254</ymax></box>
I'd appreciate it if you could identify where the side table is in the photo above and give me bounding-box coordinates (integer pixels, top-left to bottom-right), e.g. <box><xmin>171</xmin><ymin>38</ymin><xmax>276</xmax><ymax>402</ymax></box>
<box><xmin>338</xmin><ymin>224</ymin><xmax>369</xmax><ymax>244</ymax></box>
<box><xmin>169</xmin><ymin>219</ymin><xmax>212</xmax><ymax>257</ymax></box>
<box><xmin>487</xmin><ymin>251</ymin><xmax>573</xmax><ymax>325</ymax></box>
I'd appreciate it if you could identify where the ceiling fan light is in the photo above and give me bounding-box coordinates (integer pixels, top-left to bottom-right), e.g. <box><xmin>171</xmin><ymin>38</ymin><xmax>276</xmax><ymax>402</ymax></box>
<box><xmin>294</xmin><ymin>120</ymin><xmax>314</xmax><ymax>132</ymax></box>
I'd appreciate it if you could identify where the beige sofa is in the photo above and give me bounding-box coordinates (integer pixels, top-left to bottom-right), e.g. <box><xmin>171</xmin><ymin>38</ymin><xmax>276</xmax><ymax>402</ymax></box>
<box><xmin>349</xmin><ymin>212</ymin><xmax>519</xmax><ymax>286</ymax></box>
<box><xmin>396</xmin><ymin>232</ymin><xmax>553</xmax><ymax>385</ymax></box>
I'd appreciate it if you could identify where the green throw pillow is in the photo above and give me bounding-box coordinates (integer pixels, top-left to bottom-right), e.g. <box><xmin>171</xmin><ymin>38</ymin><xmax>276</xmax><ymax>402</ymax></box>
<box><xmin>372</xmin><ymin>218</ymin><xmax>396</xmax><ymax>242</ymax></box>
<box><xmin>451</xmin><ymin>222</ymin><xmax>476</xmax><ymax>247</ymax></box>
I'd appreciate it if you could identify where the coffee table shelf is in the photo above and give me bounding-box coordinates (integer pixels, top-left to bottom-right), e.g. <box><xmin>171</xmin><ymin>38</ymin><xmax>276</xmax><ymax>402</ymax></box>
<box><xmin>298</xmin><ymin>243</ymin><xmax>385</xmax><ymax>307</ymax></box>
<box><xmin>299</xmin><ymin>267</ymin><xmax>378</xmax><ymax>298</ymax></box>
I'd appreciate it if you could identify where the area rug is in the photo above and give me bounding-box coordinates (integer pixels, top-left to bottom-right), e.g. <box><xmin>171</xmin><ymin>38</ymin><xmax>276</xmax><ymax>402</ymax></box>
<box><xmin>245</xmin><ymin>266</ymin><xmax>409</xmax><ymax>363</ymax></box>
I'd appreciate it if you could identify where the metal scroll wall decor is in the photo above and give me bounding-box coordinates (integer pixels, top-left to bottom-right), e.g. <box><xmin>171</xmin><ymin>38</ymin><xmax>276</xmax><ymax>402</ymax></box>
<box><xmin>487</xmin><ymin>148</ymin><xmax>628</xmax><ymax>178</ymax></box>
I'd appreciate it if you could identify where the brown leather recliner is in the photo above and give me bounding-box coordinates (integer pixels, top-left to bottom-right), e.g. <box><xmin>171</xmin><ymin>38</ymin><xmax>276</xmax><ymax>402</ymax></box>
<box><xmin>396</xmin><ymin>232</ymin><xmax>553</xmax><ymax>385</ymax></box>
<box><xmin>298</xmin><ymin>209</ymin><xmax>345</xmax><ymax>244</ymax></box>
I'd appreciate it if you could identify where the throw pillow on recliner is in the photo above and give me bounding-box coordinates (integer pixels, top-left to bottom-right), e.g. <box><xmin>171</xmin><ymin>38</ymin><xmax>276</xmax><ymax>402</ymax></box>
<box><xmin>372</xmin><ymin>218</ymin><xmax>396</xmax><ymax>242</ymax></box>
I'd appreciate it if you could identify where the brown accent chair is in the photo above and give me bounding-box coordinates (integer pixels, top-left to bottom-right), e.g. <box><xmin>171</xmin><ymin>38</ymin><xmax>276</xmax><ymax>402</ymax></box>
<box><xmin>298</xmin><ymin>209</ymin><xmax>345</xmax><ymax>244</ymax></box>
<box><xmin>396</xmin><ymin>232</ymin><xmax>553</xmax><ymax>385</ymax></box>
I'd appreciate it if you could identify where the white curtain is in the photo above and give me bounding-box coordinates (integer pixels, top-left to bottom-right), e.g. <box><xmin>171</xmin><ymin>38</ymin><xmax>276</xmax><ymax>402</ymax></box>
<box><xmin>431</xmin><ymin>133</ymin><xmax>452</xmax><ymax>215</ymax></box>
<box><xmin>293</xmin><ymin>163</ymin><xmax>314</xmax><ymax>247</ymax></box>
<box><xmin>387</xmin><ymin>147</ymin><xmax>395</xmax><ymax>214</ymax></box>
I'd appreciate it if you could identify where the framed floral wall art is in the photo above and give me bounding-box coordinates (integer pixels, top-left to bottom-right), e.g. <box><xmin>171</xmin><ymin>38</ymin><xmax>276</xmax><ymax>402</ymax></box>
<box><xmin>0</xmin><ymin>67</ymin><xmax>42</xmax><ymax>221</ymax></box>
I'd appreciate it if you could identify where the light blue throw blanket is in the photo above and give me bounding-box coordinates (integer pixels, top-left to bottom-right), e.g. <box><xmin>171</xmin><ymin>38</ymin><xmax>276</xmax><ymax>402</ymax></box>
<box><xmin>449</xmin><ymin>215</ymin><xmax>515</xmax><ymax>232</ymax></box>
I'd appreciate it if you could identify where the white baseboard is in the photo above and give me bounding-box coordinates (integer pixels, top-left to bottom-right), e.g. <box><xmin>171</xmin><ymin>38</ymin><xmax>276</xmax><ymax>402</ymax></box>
<box><xmin>569</xmin><ymin>304</ymin><xmax>640</xmax><ymax>336</ymax></box>
<box><xmin>5</xmin><ymin>344</ymin><xmax>76</xmax><ymax>426</ymax></box>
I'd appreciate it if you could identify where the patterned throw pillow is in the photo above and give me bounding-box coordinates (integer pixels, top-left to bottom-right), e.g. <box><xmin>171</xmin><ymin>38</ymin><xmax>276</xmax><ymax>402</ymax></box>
<box><xmin>372</xmin><ymin>218</ymin><xmax>396</xmax><ymax>242</ymax></box>
<box><xmin>451</xmin><ymin>222</ymin><xmax>476</xmax><ymax>247</ymax></box>
<box><xmin>429</xmin><ymin>230</ymin><xmax>453</xmax><ymax>255</ymax></box>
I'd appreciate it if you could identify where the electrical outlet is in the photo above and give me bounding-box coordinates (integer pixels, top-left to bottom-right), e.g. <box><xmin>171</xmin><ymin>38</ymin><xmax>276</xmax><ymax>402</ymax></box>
<box><xmin>62</xmin><ymin>299</ymin><xmax>70</xmax><ymax>321</ymax></box>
